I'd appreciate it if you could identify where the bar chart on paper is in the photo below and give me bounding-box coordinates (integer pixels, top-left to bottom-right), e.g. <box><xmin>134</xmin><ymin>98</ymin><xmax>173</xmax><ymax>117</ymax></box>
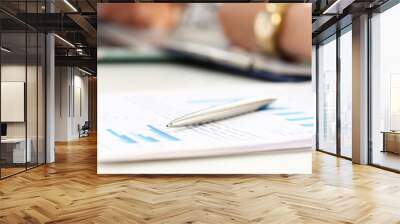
<box><xmin>98</xmin><ymin>87</ymin><xmax>315</xmax><ymax>163</ymax></box>
<box><xmin>273</xmin><ymin>111</ymin><xmax>314</xmax><ymax>128</ymax></box>
<box><xmin>106</xmin><ymin>125</ymin><xmax>180</xmax><ymax>144</ymax></box>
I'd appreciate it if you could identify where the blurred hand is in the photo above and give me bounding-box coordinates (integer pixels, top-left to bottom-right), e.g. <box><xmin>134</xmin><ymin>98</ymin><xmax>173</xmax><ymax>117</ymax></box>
<box><xmin>99</xmin><ymin>3</ymin><xmax>183</xmax><ymax>32</ymax></box>
<box><xmin>218</xmin><ymin>4</ymin><xmax>264</xmax><ymax>52</ymax></box>
<box><xmin>278</xmin><ymin>4</ymin><xmax>312</xmax><ymax>62</ymax></box>
<box><xmin>99</xmin><ymin>3</ymin><xmax>311</xmax><ymax>62</ymax></box>
<box><xmin>219</xmin><ymin>4</ymin><xmax>312</xmax><ymax>62</ymax></box>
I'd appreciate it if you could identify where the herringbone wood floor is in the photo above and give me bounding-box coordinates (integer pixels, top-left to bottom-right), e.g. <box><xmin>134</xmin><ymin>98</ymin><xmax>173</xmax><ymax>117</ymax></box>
<box><xmin>1</xmin><ymin>134</ymin><xmax>400</xmax><ymax>224</ymax></box>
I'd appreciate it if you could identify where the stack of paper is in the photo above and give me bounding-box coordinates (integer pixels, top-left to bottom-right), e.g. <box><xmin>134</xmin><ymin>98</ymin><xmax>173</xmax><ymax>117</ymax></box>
<box><xmin>98</xmin><ymin>87</ymin><xmax>314</xmax><ymax>164</ymax></box>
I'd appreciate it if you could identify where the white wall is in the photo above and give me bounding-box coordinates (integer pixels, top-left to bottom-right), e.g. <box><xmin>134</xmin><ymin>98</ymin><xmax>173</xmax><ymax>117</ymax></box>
<box><xmin>55</xmin><ymin>67</ymin><xmax>89</xmax><ymax>141</ymax></box>
<box><xmin>55</xmin><ymin>66</ymin><xmax>70</xmax><ymax>141</ymax></box>
<box><xmin>1</xmin><ymin>65</ymin><xmax>26</xmax><ymax>139</ymax></box>
<box><xmin>74</xmin><ymin>73</ymin><xmax>89</xmax><ymax>133</ymax></box>
<box><xmin>1</xmin><ymin>65</ymin><xmax>40</xmax><ymax>138</ymax></box>
<box><xmin>70</xmin><ymin>73</ymin><xmax>89</xmax><ymax>139</ymax></box>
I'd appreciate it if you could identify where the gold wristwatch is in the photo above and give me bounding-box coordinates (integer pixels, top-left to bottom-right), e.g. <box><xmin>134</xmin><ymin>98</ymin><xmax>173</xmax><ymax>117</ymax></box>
<box><xmin>254</xmin><ymin>4</ymin><xmax>287</xmax><ymax>55</ymax></box>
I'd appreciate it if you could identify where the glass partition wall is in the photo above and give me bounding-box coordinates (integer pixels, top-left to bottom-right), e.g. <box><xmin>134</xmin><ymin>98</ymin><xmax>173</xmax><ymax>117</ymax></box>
<box><xmin>316</xmin><ymin>26</ymin><xmax>353</xmax><ymax>159</ymax></box>
<box><xmin>0</xmin><ymin>2</ymin><xmax>46</xmax><ymax>179</ymax></box>
<box><xmin>0</xmin><ymin>30</ymin><xmax>27</xmax><ymax>177</ymax></box>
<box><xmin>370</xmin><ymin>3</ymin><xmax>400</xmax><ymax>171</ymax></box>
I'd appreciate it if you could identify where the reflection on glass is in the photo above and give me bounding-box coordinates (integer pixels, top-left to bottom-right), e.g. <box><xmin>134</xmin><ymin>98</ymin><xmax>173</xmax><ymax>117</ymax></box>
<box><xmin>340</xmin><ymin>29</ymin><xmax>352</xmax><ymax>158</ymax></box>
<box><xmin>390</xmin><ymin>75</ymin><xmax>400</xmax><ymax>130</ymax></box>
<box><xmin>318</xmin><ymin>37</ymin><xmax>337</xmax><ymax>154</ymax></box>
<box><xmin>371</xmin><ymin>4</ymin><xmax>400</xmax><ymax>171</ymax></box>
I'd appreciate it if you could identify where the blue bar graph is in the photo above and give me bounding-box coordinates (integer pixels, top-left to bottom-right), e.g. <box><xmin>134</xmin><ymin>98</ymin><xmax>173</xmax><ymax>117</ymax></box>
<box><xmin>286</xmin><ymin>117</ymin><xmax>314</xmax><ymax>122</ymax></box>
<box><xmin>271</xmin><ymin>108</ymin><xmax>314</xmax><ymax>128</ymax></box>
<box><xmin>107</xmin><ymin>129</ymin><xmax>137</xmax><ymax>144</ymax></box>
<box><xmin>135</xmin><ymin>134</ymin><xmax>159</xmax><ymax>143</ymax></box>
<box><xmin>148</xmin><ymin>125</ymin><xmax>180</xmax><ymax>141</ymax></box>
<box><xmin>107</xmin><ymin>126</ymin><xmax>180</xmax><ymax>144</ymax></box>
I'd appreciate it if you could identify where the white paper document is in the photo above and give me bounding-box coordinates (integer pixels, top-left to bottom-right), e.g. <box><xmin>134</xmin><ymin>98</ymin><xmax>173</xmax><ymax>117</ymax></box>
<box><xmin>98</xmin><ymin>87</ymin><xmax>314</xmax><ymax>163</ymax></box>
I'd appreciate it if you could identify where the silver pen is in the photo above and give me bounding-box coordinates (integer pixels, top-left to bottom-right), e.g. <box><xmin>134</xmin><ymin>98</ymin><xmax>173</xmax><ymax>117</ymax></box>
<box><xmin>166</xmin><ymin>96</ymin><xmax>276</xmax><ymax>127</ymax></box>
